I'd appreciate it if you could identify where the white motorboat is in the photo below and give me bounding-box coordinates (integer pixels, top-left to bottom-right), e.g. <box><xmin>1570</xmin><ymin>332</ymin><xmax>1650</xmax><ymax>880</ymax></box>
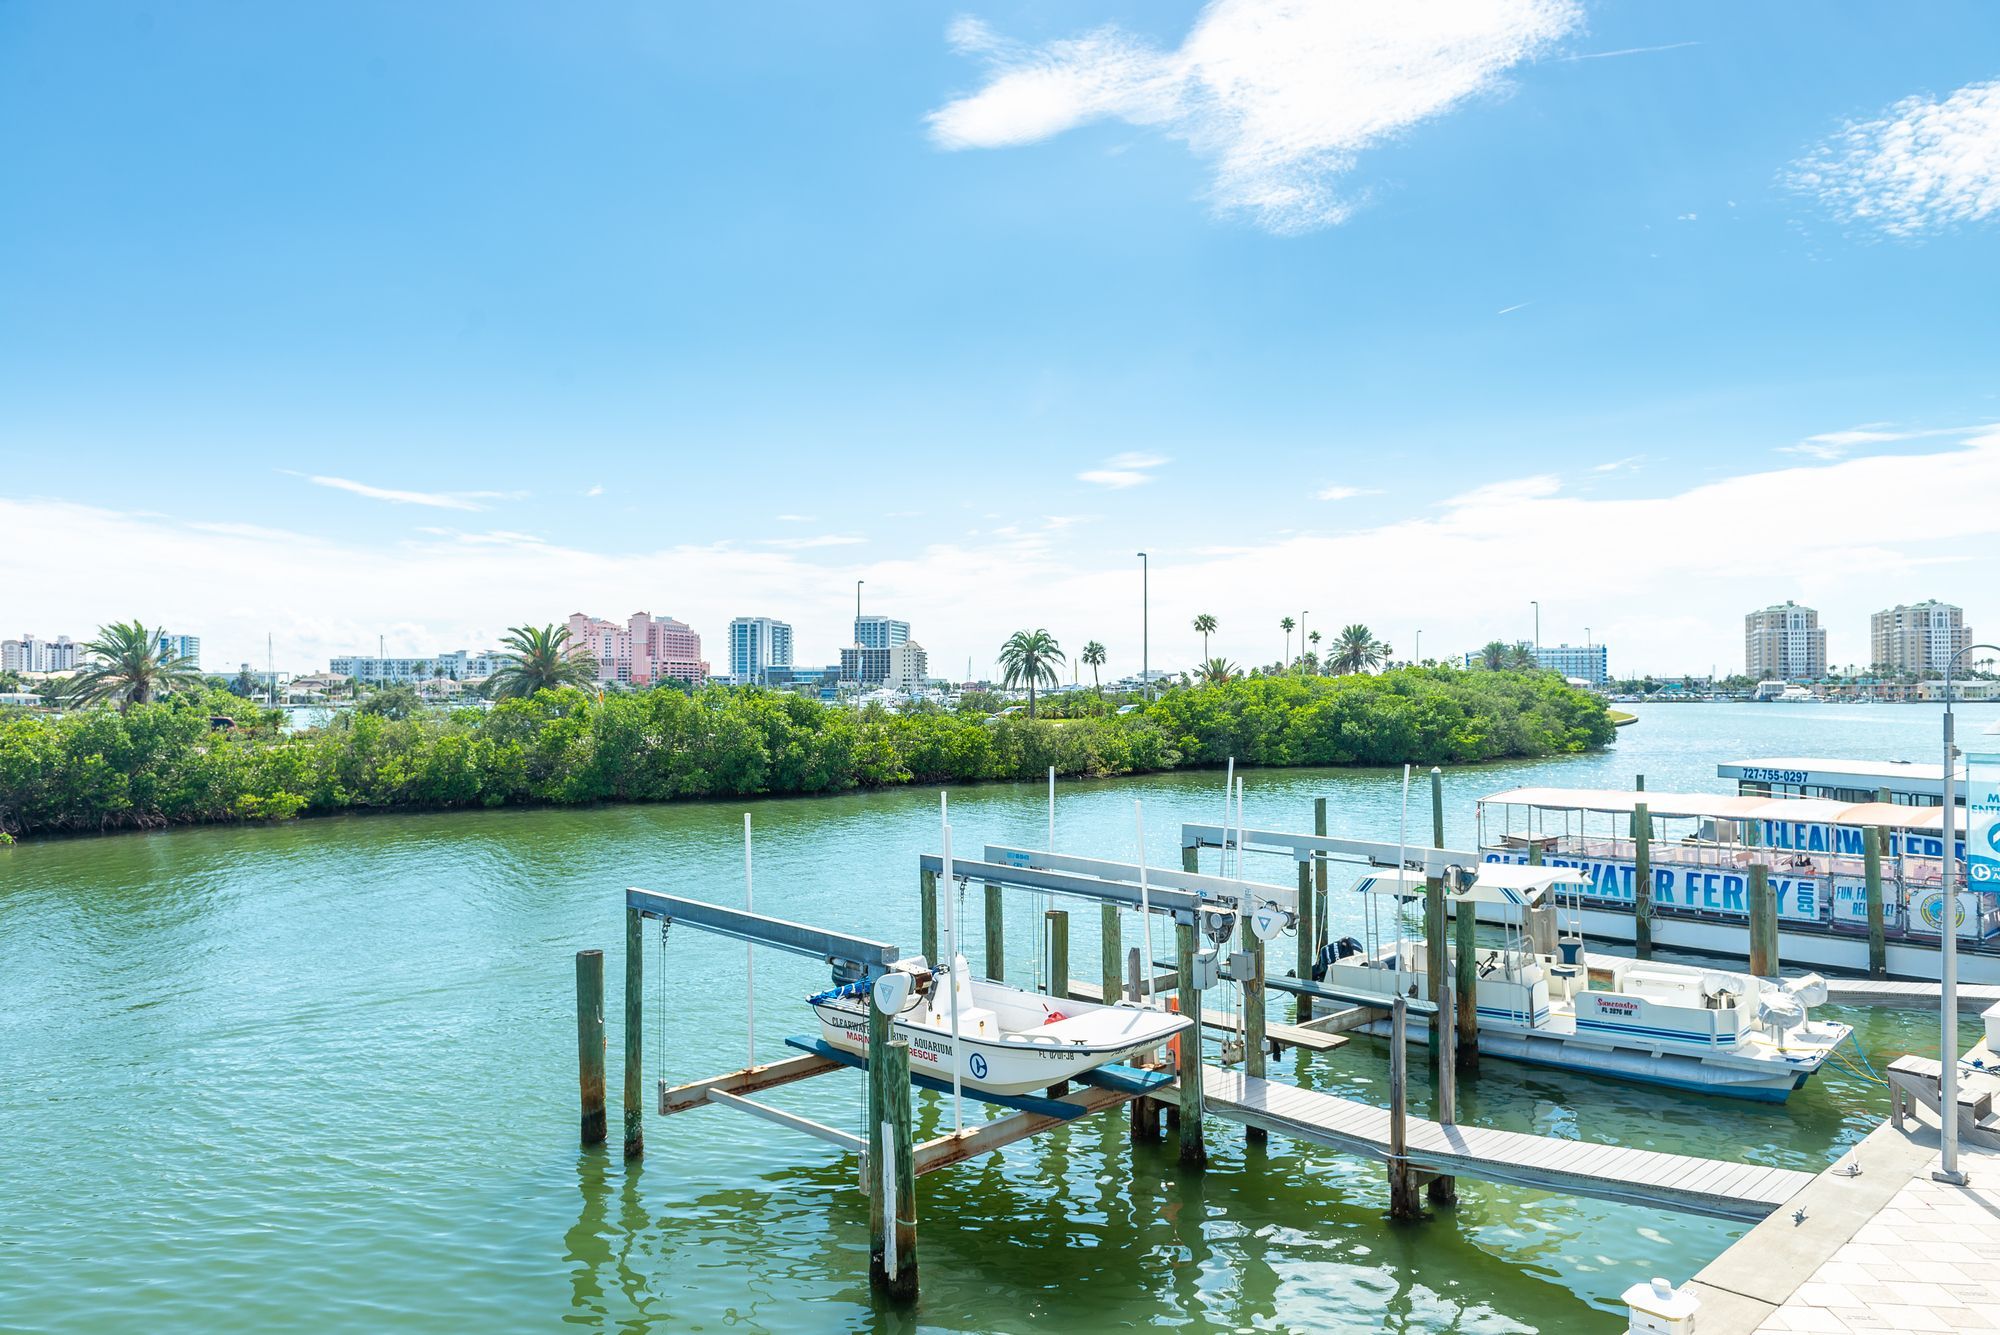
<box><xmin>808</xmin><ymin>954</ymin><xmax>1191</xmax><ymax>1098</ymax></box>
<box><xmin>1324</xmin><ymin>864</ymin><xmax>1854</xmax><ymax>1102</ymax></box>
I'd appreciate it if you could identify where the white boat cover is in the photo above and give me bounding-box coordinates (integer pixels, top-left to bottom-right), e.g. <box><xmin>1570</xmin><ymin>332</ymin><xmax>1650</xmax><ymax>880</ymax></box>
<box><xmin>1353</xmin><ymin>864</ymin><xmax>1587</xmax><ymax>907</ymax></box>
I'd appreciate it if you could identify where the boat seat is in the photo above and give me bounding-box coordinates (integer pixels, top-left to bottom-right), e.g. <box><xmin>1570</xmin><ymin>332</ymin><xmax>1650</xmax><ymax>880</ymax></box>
<box><xmin>927</xmin><ymin>1006</ymin><xmax>999</xmax><ymax>1038</ymax></box>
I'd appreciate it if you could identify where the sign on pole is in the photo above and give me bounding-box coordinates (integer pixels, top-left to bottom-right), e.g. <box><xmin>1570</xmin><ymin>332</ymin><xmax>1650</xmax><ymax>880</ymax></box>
<box><xmin>1968</xmin><ymin>750</ymin><xmax>2000</xmax><ymax>892</ymax></box>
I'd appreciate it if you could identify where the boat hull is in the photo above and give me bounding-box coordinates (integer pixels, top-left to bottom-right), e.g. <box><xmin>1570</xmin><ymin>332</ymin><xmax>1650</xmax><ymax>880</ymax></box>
<box><xmin>809</xmin><ymin>1001</ymin><xmax>1177</xmax><ymax>1098</ymax></box>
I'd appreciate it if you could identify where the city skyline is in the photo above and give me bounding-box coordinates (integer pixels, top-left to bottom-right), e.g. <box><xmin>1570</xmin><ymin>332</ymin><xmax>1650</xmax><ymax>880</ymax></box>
<box><xmin>3</xmin><ymin>4</ymin><xmax>1998</xmax><ymax>676</ymax></box>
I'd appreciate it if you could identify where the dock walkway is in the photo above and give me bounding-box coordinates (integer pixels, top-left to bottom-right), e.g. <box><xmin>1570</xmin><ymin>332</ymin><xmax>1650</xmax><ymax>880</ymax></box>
<box><xmin>1194</xmin><ymin>1066</ymin><xmax>1813</xmax><ymax>1222</ymax></box>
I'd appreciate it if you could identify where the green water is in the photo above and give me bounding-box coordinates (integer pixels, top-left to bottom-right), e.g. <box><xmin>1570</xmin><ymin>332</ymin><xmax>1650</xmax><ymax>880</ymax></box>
<box><xmin>5</xmin><ymin>702</ymin><xmax>1995</xmax><ymax>1333</ymax></box>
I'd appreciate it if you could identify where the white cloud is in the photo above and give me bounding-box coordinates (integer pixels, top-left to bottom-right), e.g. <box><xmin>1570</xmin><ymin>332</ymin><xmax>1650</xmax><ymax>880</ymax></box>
<box><xmin>928</xmin><ymin>0</ymin><xmax>1582</xmax><ymax>234</ymax></box>
<box><xmin>1555</xmin><ymin>40</ymin><xmax>1700</xmax><ymax>62</ymax></box>
<box><xmin>1676</xmin><ymin>212</ymin><xmax>1697</xmax><ymax>221</ymax></box>
<box><xmin>1788</xmin><ymin>79</ymin><xmax>2000</xmax><ymax>237</ymax></box>
<box><xmin>298</xmin><ymin>473</ymin><xmax>521</xmax><ymax>511</ymax></box>
<box><xmin>1078</xmin><ymin>451</ymin><xmax>1169</xmax><ymax>489</ymax></box>
<box><xmin>754</xmin><ymin>534</ymin><xmax>868</xmax><ymax>550</ymax></box>
<box><xmin>775</xmin><ymin>513</ymin><xmax>815</xmax><ymax>522</ymax></box>
<box><xmin>1496</xmin><ymin>300</ymin><xmax>1533</xmax><ymax>315</ymax></box>
<box><xmin>1782</xmin><ymin>423</ymin><xmax>1985</xmax><ymax>461</ymax></box>
<box><xmin>1315</xmin><ymin>484</ymin><xmax>1382</xmax><ymax>501</ymax></box>
<box><xmin>12</xmin><ymin>431</ymin><xmax>2000</xmax><ymax>682</ymax></box>
<box><xmin>1591</xmin><ymin>455</ymin><xmax>1644</xmax><ymax>473</ymax></box>
<box><xmin>584</xmin><ymin>484</ymin><xmax>604</xmax><ymax>497</ymax></box>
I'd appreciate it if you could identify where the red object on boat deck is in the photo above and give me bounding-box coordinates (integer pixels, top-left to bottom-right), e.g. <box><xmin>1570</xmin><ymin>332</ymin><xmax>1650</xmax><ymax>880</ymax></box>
<box><xmin>1165</xmin><ymin>996</ymin><xmax>1182</xmax><ymax>1071</ymax></box>
<box><xmin>1042</xmin><ymin>1011</ymin><xmax>1066</xmax><ymax>1024</ymax></box>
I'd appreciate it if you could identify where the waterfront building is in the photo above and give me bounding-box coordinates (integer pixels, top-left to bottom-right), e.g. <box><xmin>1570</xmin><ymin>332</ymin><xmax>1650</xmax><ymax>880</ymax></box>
<box><xmin>566</xmin><ymin>611</ymin><xmax>708</xmax><ymax>687</ymax></box>
<box><xmin>886</xmin><ymin>641</ymin><xmax>929</xmax><ymax>692</ymax></box>
<box><xmin>1744</xmin><ymin>601</ymin><xmax>1826</xmax><ymax>681</ymax></box>
<box><xmin>1</xmin><ymin>633</ymin><xmax>77</xmax><ymax>674</ymax></box>
<box><xmin>328</xmin><ymin>649</ymin><xmax>503</xmax><ymax>685</ymax></box>
<box><xmin>158</xmin><ymin>633</ymin><xmax>201</xmax><ymax>670</ymax></box>
<box><xmin>854</xmin><ymin>615</ymin><xmax>910</xmax><ymax>651</ymax></box>
<box><xmin>840</xmin><ymin>645</ymin><xmax>892</xmax><ymax>684</ymax></box>
<box><xmin>1871</xmin><ymin>600</ymin><xmax>1971</xmax><ymax>676</ymax></box>
<box><xmin>728</xmin><ymin>617</ymin><xmax>795</xmax><ymax>685</ymax></box>
<box><xmin>1532</xmin><ymin>642</ymin><xmax>1608</xmax><ymax>686</ymax></box>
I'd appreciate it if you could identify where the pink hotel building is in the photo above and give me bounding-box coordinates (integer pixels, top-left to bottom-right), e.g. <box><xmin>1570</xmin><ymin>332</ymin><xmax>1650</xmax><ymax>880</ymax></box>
<box><xmin>566</xmin><ymin>611</ymin><xmax>709</xmax><ymax>687</ymax></box>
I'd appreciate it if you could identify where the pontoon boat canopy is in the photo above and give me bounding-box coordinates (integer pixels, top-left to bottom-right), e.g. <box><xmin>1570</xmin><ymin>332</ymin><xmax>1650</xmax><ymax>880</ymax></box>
<box><xmin>1479</xmin><ymin>786</ymin><xmax>1949</xmax><ymax>833</ymax></box>
<box><xmin>1353</xmin><ymin>864</ymin><xmax>1587</xmax><ymax>907</ymax></box>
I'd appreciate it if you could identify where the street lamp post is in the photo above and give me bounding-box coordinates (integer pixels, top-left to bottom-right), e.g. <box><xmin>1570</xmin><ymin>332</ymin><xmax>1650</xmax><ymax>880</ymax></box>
<box><xmin>1137</xmin><ymin>553</ymin><xmax>1149</xmax><ymax>700</ymax></box>
<box><xmin>1414</xmin><ymin>629</ymin><xmax>1421</xmax><ymax>667</ymax></box>
<box><xmin>1938</xmin><ymin>641</ymin><xmax>1999</xmax><ymax>1185</ymax></box>
<box><xmin>1531</xmin><ymin>600</ymin><xmax>1540</xmax><ymax>653</ymax></box>
<box><xmin>1300</xmin><ymin>611</ymin><xmax>1308</xmax><ymax>674</ymax></box>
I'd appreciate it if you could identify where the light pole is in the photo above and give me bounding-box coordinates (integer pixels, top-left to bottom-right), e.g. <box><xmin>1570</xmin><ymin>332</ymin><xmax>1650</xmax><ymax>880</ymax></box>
<box><xmin>1937</xmin><ymin>641</ymin><xmax>1999</xmax><ymax>1185</ymax></box>
<box><xmin>1137</xmin><ymin>553</ymin><xmax>1149</xmax><ymax>700</ymax></box>
<box><xmin>1414</xmin><ymin>629</ymin><xmax>1421</xmax><ymax>667</ymax></box>
<box><xmin>1531</xmin><ymin>600</ymin><xmax>1540</xmax><ymax>653</ymax></box>
<box><xmin>853</xmin><ymin>580</ymin><xmax>865</xmax><ymax>706</ymax></box>
<box><xmin>1300</xmin><ymin>611</ymin><xmax>1308</xmax><ymax>674</ymax></box>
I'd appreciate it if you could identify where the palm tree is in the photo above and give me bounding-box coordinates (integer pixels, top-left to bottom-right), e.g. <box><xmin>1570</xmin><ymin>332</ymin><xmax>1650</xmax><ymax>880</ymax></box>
<box><xmin>1197</xmin><ymin>657</ymin><xmax>1239</xmax><ymax>686</ymax></box>
<box><xmin>1280</xmin><ymin>616</ymin><xmax>1295</xmax><ymax>670</ymax></box>
<box><xmin>486</xmin><ymin>624</ymin><xmax>599</xmax><ymax>700</ymax></box>
<box><xmin>63</xmin><ymin>621</ymin><xmax>206</xmax><ymax>712</ymax></box>
<box><xmin>1081</xmin><ymin>640</ymin><xmax>1107</xmax><ymax>693</ymax></box>
<box><xmin>1307</xmin><ymin>629</ymin><xmax>1322</xmax><ymax>673</ymax></box>
<box><xmin>1192</xmin><ymin>613</ymin><xmax>1217</xmax><ymax>662</ymax></box>
<box><xmin>1479</xmin><ymin>640</ymin><xmax>1509</xmax><ymax>671</ymax></box>
<box><xmin>997</xmin><ymin>629</ymin><xmax>1064</xmax><ymax>719</ymax></box>
<box><xmin>1506</xmin><ymin>643</ymin><xmax>1538</xmax><ymax>671</ymax></box>
<box><xmin>1330</xmin><ymin>624</ymin><xmax>1385</xmax><ymax>675</ymax></box>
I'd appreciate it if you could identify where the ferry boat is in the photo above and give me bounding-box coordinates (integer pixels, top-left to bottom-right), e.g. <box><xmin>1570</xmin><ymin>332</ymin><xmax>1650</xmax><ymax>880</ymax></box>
<box><xmin>1326</xmin><ymin>864</ymin><xmax>1850</xmax><ymax>1101</ymax></box>
<box><xmin>1472</xmin><ymin>755</ymin><xmax>2000</xmax><ymax>983</ymax></box>
<box><xmin>808</xmin><ymin>953</ymin><xmax>1191</xmax><ymax>1097</ymax></box>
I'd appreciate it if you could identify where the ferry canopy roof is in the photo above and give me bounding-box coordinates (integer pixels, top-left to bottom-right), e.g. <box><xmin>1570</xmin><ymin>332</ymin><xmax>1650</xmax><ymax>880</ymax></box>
<box><xmin>1353</xmin><ymin>864</ymin><xmax>1586</xmax><ymax>907</ymax></box>
<box><xmin>1480</xmin><ymin>786</ymin><xmax>1947</xmax><ymax>832</ymax></box>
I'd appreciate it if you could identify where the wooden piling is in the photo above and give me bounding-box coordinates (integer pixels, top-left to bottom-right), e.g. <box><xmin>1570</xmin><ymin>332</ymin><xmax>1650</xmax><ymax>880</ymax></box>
<box><xmin>1295</xmin><ymin>859</ymin><xmax>1316</xmax><ymax>1024</ymax></box>
<box><xmin>1865</xmin><ymin>827</ymin><xmax>1887</xmax><ymax>978</ymax></box>
<box><xmin>1045</xmin><ymin>909</ymin><xmax>1069</xmax><ymax>1000</ymax></box>
<box><xmin>1423</xmin><ymin>872</ymin><xmax>1446</xmax><ymax>1053</ymax></box>
<box><xmin>1453</xmin><ymin>871</ymin><xmax>1479</xmax><ymax>1075</ymax></box>
<box><xmin>871</xmin><ymin>1031</ymin><xmax>918</xmax><ymax>1300</ymax></box>
<box><xmin>575</xmin><ymin>949</ymin><xmax>606</xmax><ymax>1147</ymax></box>
<box><xmin>1427</xmin><ymin>976</ymin><xmax>1458</xmax><ymax>1207</ymax></box>
<box><xmin>1387</xmin><ymin>995</ymin><xmax>1420</xmax><ymax>1221</ymax></box>
<box><xmin>1182</xmin><ymin>844</ymin><xmax>1199</xmax><ymax>874</ymax></box>
<box><xmin>1101</xmin><ymin>904</ymin><xmax>1123</xmax><ymax>1006</ymax></box>
<box><xmin>920</xmin><ymin>868</ymin><xmax>939</xmax><ymax>964</ymax></box>
<box><xmin>1244</xmin><ymin>932</ymin><xmax>1267</xmax><ymax>1147</ymax></box>
<box><xmin>623</xmin><ymin>907</ymin><xmax>645</xmax><ymax>1160</ymax></box>
<box><xmin>1749</xmin><ymin>863</ymin><xmax>1777</xmax><ymax>977</ymax></box>
<box><xmin>1175</xmin><ymin>920</ymin><xmax>1206</xmax><ymax>1168</ymax></box>
<box><xmin>984</xmin><ymin>882</ymin><xmax>1004</xmax><ymax>981</ymax></box>
<box><xmin>1633</xmin><ymin>800</ymin><xmax>1654</xmax><ymax>960</ymax></box>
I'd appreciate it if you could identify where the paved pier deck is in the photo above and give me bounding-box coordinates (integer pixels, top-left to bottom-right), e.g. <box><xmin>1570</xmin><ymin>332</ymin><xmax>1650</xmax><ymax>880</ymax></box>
<box><xmin>1193</xmin><ymin>1067</ymin><xmax>1813</xmax><ymax>1222</ymax></box>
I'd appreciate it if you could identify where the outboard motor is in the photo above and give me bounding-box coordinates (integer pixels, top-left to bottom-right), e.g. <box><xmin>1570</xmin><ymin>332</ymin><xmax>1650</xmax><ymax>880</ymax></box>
<box><xmin>1313</xmin><ymin>936</ymin><xmax>1364</xmax><ymax>981</ymax></box>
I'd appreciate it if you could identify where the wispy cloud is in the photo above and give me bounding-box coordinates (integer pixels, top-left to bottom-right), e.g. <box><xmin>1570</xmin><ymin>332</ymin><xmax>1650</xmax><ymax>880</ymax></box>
<box><xmin>1591</xmin><ymin>455</ymin><xmax>1645</xmax><ymax>473</ymax></box>
<box><xmin>296</xmin><ymin>472</ymin><xmax>522</xmax><ymax>511</ymax></box>
<box><xmin>583</xmin><ymin>484</ymin><xmax>604</xmax><ymax>498</ymax></box>
<box><xmin>754</xmin><ymin>533</ymin><xmax>868</xmax><ymax>550</ymax></box>
<box><xmin>1556</xmin><ymin>40</ymin><xmax>1700</xmax><ymax>62</ymax></box>
<box><xmin>928</xmin><ymin>0</ymin><xmax>1583</xmax><ymax>234</ymax></box>
<box><xmin>775</xmin><ymin>513</ymin><xmax>815</xmax><ymax>523</ymax></box>
<box><xmin>1315</xmin><ymin>484</ymin><xmax>1382</xmax><ymax>501</ymax></box>
<box><xmin>1787</xmin><ymin>78</ymin><xmax>2000</xmax><ymax>237</ymax></box>
<box><xmin>1444</xmin><ymin>474</ymin><xmax>1561</xmax><ymax>507</ymax></box>
<box><xmin>1782</xmin><ymin>423</ymin><xmax>1986</xmax><ymax>461</ymax></box>
<box><xmin>1078</xmin><ymin>451</ymin><xmax>1170</xmax><ymax>489</ymax></box>
<box><xmin>1495</xmin><ymin>300</ymin><xmax>1533</xmax><ymax>315</ymax></box>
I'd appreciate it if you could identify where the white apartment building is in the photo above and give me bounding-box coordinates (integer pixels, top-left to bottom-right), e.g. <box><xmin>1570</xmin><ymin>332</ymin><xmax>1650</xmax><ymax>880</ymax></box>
<box><xmin>886</xmin><ymin>640</ymin><xmax>929</xmax><ymax>692</ymax></box>
<box><xmin>728</xmin><ymin>617</ymin><xmax>794</xmax><ymax>684</ymax></box>
<box><xmin>328</xmin><ymin>649</ymin><xmax>503</xmax><ymax>685</ymax></box>
<box><xmin>1</xmin><ymin>634</ymin><xmax>78</xmax><ymax>674</ymax></box>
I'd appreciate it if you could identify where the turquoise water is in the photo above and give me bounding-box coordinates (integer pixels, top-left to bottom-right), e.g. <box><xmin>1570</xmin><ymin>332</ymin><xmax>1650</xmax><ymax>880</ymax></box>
<box><xmin>3</xmin><ymin>702</ymin><xmax>1994</xmax><ymax>1333</ymax></box>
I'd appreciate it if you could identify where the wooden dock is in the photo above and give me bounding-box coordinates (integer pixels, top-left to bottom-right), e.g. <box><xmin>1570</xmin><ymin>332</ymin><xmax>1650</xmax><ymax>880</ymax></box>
<box><xmin>1195</xmin><ymin>1066</ymin><xmax>1815</xmax><ymax>1222</ymax></box>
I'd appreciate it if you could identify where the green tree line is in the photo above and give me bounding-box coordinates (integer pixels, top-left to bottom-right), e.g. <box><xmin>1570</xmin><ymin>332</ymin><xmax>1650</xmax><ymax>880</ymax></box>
<box><xmin>0</xmin><ymin>668</ymin><xmax>1612</xmax><ymax>838</ymax></box>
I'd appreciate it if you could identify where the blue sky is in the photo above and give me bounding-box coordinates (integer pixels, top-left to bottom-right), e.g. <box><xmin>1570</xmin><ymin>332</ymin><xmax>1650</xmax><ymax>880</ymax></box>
<box><xmin>3</xmin><ymin>1</ymin><xmax>1997</xmax><ymax>678</ymax></box>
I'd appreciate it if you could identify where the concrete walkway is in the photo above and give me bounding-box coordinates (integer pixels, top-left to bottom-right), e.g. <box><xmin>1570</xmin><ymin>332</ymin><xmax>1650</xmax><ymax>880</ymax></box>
<box><xmin>1691</xmin><ymin>1116</ymin><xmax>2000</xmax><ymax>1332</ymax></box>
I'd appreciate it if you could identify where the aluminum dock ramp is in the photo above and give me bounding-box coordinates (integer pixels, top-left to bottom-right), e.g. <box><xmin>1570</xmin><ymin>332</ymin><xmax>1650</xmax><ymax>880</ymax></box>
<box><xmin>1195</xmin><ymin>1067</ymin><xmax>1816</xmax><ymax>1223</ymax></box>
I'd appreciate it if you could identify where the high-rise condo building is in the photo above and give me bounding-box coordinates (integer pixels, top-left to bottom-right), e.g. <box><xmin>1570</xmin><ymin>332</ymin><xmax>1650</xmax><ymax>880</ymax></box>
<box><xmin>1532</xmin><ymin>643</ymin><xmax>1608</xmax><ymax>687</ymax></box>
<box><xmin>1745</xmin><ymin>601</ymin><xmax>1827</xmax><ymax>681</ymax></box>
<box><xmin>158</xmin><ymin>633</ymin><xmax>201</xmax><ymax>671</ymax></box>
<box><xmin>1871</xmin><ymin>600</ymin><xmax>1971</xmax><ymax>676</ymax></box>
<box><xmin>728</xmin><ymin>617</ymin><xmax>795</xmax><ymax>684</ymax></box>
<box><xmin>567</xmin><ymin>611</ymin><xmax>708</xmax><ymax>687</ymax></box>
<box><xmin>1</xmin><ymin>634</ymin><xmax>77</xmax><ymax>673</ymax></box>
<box><xmin>854</xmin><ymin>616</ymin><xmax>910</xmax><ymax>651</ymax></box>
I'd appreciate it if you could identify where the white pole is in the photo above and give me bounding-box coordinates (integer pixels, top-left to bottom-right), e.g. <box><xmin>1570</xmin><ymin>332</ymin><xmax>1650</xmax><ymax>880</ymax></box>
<box><xmin>1135</xmin><ymin>799</ymin><xmax>1154</xmax><ymax>1005</ymax></box>
<box><xmin>1224</xmin><ymin>756</ymin><xmax>1236</xmax><ymax>876</ymax></box>
<box><xmin>744</xmin><ymin>813</ymin><xmax>756</xmax><ymax>1068</ymax></box>
<box><xmin>881</xmin><ymin>1120</ymin><xmax>899</xmax><ymax>1281</ymax></box>
<box><xmin>1398</xmin><ymin>764</ymin><xmax>1412</xmax><ymax>963</ymax></box>
<box><xmin>1940</xmin><ymin>691</ymin><xmax>1963</xmax><ymax>1182</ymax></box>
<box><xmin>1048</xmin><ymin>765</ymin><xmax>1056</xmax><ymax>851</ymax></box>
<box><xmin>941</xmin><ymin>794</ymin><xmax>964</xmax><ymax>1136</ymax></box>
